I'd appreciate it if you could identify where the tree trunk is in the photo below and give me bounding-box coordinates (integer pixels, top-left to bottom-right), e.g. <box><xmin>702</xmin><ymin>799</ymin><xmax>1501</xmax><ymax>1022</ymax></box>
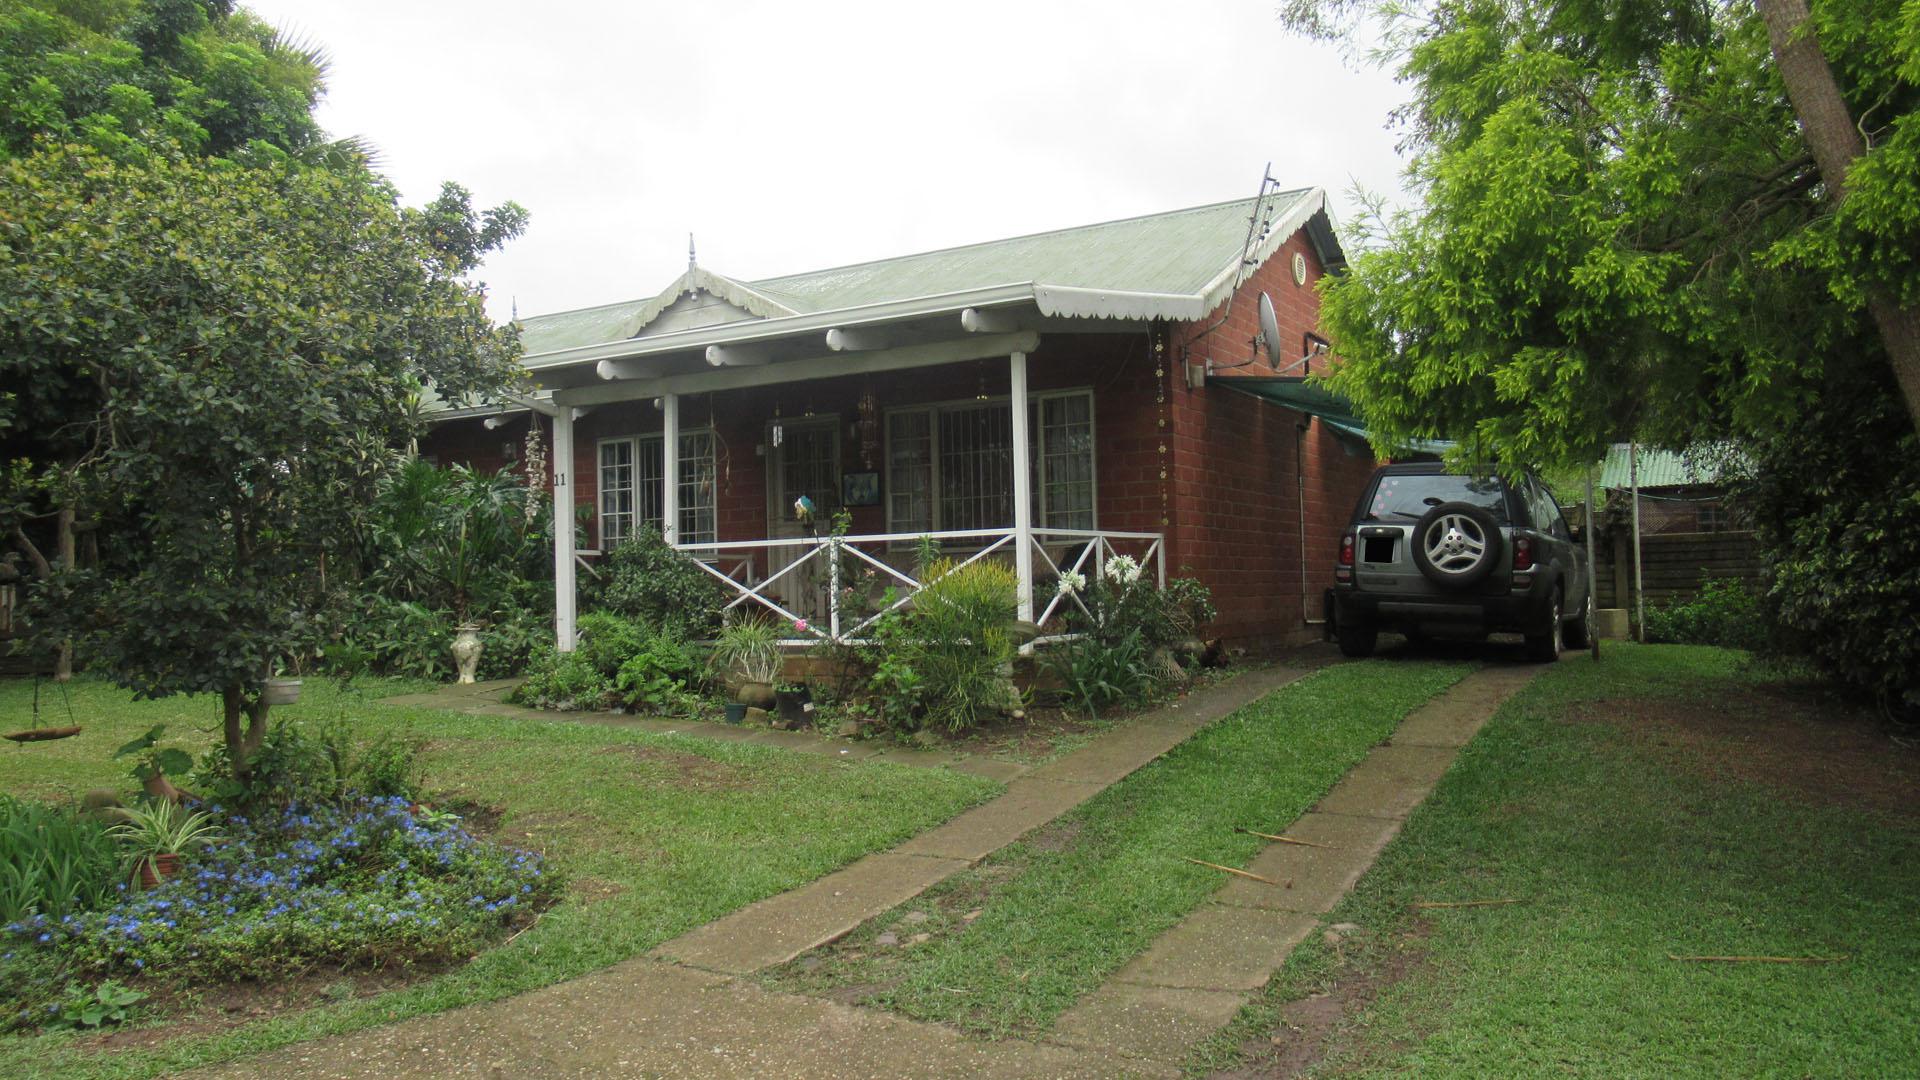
<box><xmin>1757</xmin><ymin>0</ymin><xmax>1920</xmax><ymax>429</ymax></box>
<box><xmin>221</xmin><ymin>684</ymin><xmax>272</xmax><ymax>782</ymax></box>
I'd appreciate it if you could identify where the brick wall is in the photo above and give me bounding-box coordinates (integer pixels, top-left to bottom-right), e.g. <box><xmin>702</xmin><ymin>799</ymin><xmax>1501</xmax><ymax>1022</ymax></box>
<box><xmin>1164</xmin><ymin>227</ymin><xmax>1377</xmax><ymax>646</ymax></box>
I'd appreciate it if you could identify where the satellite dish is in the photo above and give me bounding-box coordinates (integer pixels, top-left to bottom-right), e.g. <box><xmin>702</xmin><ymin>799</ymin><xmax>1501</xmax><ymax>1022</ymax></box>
<box><xmin>1257</xmin><ymin>292</ymin><xmax>1283</xmax><ymax>371</ymax></box>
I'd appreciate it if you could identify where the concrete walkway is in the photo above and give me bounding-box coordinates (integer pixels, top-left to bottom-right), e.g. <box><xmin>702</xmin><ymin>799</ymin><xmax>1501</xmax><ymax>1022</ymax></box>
<box><xmin>185</xmin><ymin>659</ymin><xmax>1538</xmax><ymax>1079</ymax></box>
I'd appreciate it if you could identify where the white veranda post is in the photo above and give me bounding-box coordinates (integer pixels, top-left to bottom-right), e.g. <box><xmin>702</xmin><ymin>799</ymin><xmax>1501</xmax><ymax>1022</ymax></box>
<box><xmin>662</xmin><ymin>392</ymin><xmax>680</xmax><ymax>546</ymax></box>
<box><xmin>1009</xmin><ymin>351</ymin><xmax>1034</xmax><ymax>625</ymax></box>
<box><xmin>552</xmin><ymin>408</ymin><xmax>577</xmax><ymax>652</ymax></box>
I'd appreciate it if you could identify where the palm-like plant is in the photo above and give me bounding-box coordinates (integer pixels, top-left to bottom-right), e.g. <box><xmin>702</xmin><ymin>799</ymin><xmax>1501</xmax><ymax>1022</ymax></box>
<box><xmin>371</xmin><ymin>458</ymin><xmax>539</xmax><ymax>625</ymax></box>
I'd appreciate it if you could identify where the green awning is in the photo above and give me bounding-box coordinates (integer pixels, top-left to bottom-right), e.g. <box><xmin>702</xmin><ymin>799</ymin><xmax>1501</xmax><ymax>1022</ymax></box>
<box><xmin>1211</xmin><ymin>376</ymin><xmax>1451</xmax><ymax>453</ymax></box>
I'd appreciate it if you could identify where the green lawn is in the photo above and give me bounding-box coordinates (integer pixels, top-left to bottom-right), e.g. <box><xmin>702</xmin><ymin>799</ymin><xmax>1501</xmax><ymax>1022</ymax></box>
<box><xmin>765</xmin><ymin>658</ymin><xmax>1473</xmax><ymax>1036</ymax></box>
<box><xmin>0</xmin><ymin>677</ymin><xmax>1000</xmax><ymax>1080</ymax></box>
<box><xmin>1192</xmin><ymin>645</ymin><xmax>1920</xmax><ymax>1077</ymax></box>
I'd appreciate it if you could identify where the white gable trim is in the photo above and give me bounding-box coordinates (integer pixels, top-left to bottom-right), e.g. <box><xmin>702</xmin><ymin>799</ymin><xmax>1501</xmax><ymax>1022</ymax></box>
<box><xmin>610</xmin><ymin>267</ymin><xmax>798</xmax><ymax>340</ymax></box>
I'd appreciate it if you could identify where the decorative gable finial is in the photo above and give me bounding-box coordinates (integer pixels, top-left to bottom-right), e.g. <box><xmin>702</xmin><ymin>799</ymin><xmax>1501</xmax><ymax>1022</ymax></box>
<box><xmin>687</xmin><ymin>233</ymin><xmax>698</xmax><ymax>296</ymax></box>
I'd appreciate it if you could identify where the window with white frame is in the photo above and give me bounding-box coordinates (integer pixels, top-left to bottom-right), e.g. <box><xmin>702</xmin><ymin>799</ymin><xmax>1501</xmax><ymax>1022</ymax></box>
<box><xmin>598</xmin><ymin>431</ymin><xmax>717</xmax><ymax>546</ymax></box>
<box><xmin>885</xmin><ymin>391</ymin><xmax>1095</xmax><ymax>534</ymax></box>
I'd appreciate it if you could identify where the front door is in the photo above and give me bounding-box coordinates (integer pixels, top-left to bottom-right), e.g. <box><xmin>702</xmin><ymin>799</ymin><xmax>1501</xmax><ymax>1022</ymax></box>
<box><xmin>766</xmin><ymin>418</ymin><xmax>840</xmax><ymax>622</ymax></box>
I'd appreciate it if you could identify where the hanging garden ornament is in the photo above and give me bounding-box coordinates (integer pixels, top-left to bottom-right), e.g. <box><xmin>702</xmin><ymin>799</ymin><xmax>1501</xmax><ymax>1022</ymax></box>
<box><xmin>857</xmin><ymin>392</ymin><xmax>880</xmax><ymax>469</ymax></box>
<box><xmin>793</xmin><ymin>494</ymin><xmax>817</xmax><ymax>524</ymax></box>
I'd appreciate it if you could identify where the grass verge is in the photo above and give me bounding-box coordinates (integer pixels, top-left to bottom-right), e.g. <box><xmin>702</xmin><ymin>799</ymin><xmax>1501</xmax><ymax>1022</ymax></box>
<box><xmin>765</xmin><ymin>658</ymin><xmax>1472</xmax><ymax>1036</ymax></box>
<box><xmin>0</xmin><ymin>676</ymin><xmax>1000</xmax><ymax>1080</ymax></box>
<box><xmin>1189</xmin><ymin>644</ymin><xmax>1920</xmax><ymax>1077</ymax></box>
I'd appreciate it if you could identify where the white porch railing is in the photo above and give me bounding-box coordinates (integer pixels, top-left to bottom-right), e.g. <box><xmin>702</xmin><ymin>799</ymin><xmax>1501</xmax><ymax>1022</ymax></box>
<box><xmin>673</xmin><ymin>527</ymin><xmax>1165</xmax><ymax>646</ymax></box>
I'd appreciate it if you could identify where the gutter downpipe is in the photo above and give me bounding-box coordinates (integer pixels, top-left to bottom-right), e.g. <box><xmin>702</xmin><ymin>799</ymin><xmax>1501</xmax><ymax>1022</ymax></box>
<box><xmin>1297</xmin><ymin>421</ymin><xmax>1324</xmax><ymax>627</ymax></box>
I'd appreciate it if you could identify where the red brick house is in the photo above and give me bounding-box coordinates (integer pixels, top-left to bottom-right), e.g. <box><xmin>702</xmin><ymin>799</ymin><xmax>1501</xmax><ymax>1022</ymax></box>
<box><xmin>424</xmin><ymin>185</ymin><xmax>1378</xmax><ymax>650</ymax></box>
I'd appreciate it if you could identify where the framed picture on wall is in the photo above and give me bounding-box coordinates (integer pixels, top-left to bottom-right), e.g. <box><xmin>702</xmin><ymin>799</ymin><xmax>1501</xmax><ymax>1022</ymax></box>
<box><xmin>842</xmin><ymin>471</ymin><xmax>881</xmax><ymax>507</ymax></box>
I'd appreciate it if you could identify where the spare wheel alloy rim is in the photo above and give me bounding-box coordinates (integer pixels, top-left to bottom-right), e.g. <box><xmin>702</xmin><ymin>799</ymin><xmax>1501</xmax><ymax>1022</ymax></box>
<box><xmin>1424</xmin><ymin>513</ymin><xmax>1488</xmax><ymax>574</ymax></box>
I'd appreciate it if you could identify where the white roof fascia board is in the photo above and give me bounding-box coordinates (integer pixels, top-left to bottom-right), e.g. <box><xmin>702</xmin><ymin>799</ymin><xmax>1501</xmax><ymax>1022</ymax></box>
<box><xmin>522</xmin><ymin>282</ymin><xmax>1041</xmax><ymax>371</ymax></box>
<box><xmin>1193</xmin><ymin>188</ymin><xmax>1326</xmax><ymax>317</ymax></box>
<box><xmin>553</xmin><ymin>330</ymin><xmax>1042</xmax><ymax>407</ymax></box>
<box><xmin>1031</xmin><ymin>286</ymin><xmax>1206</xmax><ymax>321</ymax></box>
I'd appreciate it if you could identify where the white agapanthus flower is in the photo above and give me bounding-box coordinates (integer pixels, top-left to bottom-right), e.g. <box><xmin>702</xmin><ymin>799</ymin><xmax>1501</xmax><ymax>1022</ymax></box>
<box><xmin>1056</xmin><ymin>569</ymin><xmax>1087</xmax><ymax>597</ymax></box>
<box><xmin>1104</xmin><ymin>555</ymin><xmax>1142</xmax><ymax>587</ymax></box>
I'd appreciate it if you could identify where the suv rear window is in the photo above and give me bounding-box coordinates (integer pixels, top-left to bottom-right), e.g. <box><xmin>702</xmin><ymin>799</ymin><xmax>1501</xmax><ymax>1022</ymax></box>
<box><xmin>1364</xmin><ymin>474</ymin><xmax>1509</xmax><ymax>523</ymax></box>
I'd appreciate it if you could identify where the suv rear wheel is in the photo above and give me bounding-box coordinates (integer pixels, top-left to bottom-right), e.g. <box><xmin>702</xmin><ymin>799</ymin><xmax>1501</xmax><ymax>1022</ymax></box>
<box><xmin>1562</xmin><ymin>588</ymin><xmax>1593</xmax><ymax>650</ymax></box>
<box><xmin>1337</xmin><ymin>620</ymin><xmax>1378</xmax><ymax>659</ymax></box>
<box><xmin>1526</xmin><ymin>588</ymin><xmax>1563</xmax><ymax>663</ymax></box>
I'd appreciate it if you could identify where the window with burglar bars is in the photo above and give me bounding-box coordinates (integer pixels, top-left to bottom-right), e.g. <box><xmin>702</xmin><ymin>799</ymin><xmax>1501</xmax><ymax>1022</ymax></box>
<box><xmin>598</xmin><ymin>431</ymin><xmax>717</xmax><ymax>546</ymax></box>
<box><xmin>885</xmin><ymin>391</ymin><xmax>1095</xmax><ymax>534</ymax></box>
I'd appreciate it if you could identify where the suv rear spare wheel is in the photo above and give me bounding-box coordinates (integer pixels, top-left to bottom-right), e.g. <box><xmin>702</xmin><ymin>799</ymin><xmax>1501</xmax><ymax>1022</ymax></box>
<box><xmin>1412</xmin><ymin>502</ymin><xmax>1504</xmax><ymax>590</ymax></box>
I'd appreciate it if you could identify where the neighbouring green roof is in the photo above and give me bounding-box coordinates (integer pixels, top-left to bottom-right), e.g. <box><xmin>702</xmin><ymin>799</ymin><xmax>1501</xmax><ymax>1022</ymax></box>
<box><xmin>1598</xmin><ymin>445</ymin><xmax>1735</xmax><ymax>490</ymax></box>
<box><xmin>516</xmin><ymin>190</ymin><xmax>1328</xmax><ymax>357</ymax></box>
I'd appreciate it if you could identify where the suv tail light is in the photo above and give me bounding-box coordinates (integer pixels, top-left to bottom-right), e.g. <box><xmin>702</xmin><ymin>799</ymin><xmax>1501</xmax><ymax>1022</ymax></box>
<box><xmin>1512</xmin><ymin>535</ymin><xmax>1534</xmax><ymax>572</ymax></box>
<box><xmin>1339</xmin><ymin>532</ymin><xmax>1355</xmax><ymax>567</ymax></box>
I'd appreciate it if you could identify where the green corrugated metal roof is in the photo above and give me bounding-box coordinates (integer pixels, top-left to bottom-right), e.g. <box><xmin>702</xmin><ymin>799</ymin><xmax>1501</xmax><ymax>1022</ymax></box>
<box><xmin>1598</xmin><ymin>445</ymin><xmax>1730</xmax><ymax>490</ymax></box>
<box><xmin>517</xmin><ymin>297</ymin><xmax>657</xmax><ymax>355</ymax></box>
<box><xmin>748</xmin><ymin>193</ymin><xmax>1310</xmax><ymax>310</ymax></box>
<box><xmin>515</xmin><ymin>191</ymin><xmax>1320</xmax><ymax>357</ymax></box>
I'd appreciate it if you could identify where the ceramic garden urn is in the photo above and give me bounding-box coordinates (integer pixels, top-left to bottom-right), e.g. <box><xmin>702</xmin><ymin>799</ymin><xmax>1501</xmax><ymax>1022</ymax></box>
<box><xmin>451</xmin><ymin>624</ymin><xmax>484</xmax><ymax>684</ymax></box>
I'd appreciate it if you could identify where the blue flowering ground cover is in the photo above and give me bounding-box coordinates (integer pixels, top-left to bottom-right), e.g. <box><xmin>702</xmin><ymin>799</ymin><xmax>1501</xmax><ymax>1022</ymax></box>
<box><xmin>2</xmin><ymin>797</ymin><xmax>560</xmax><ymax>1027</ymax></box>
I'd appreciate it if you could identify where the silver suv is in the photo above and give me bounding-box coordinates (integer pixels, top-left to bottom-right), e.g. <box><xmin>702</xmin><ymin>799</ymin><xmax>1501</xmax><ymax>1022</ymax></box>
<box><xmin>1330</xmin><ymin>464</ymin><xmax>1592</xmax><ymax>661</ymax></box>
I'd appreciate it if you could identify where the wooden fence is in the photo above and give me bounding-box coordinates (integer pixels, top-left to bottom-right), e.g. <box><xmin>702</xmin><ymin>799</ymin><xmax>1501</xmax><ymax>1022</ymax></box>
<box><xmin>1593</xmin><ymin>529</ymin><xmax>1759</xmax><ymax>609</ymax></box>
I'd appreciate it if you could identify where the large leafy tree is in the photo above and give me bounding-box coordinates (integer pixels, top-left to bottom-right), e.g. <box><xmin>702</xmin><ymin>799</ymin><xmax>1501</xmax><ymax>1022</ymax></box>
<box><xmin>0</xmin><ymin>0</ymin><xmax>328</xmax><ymax>159</ymax></box>
<box><xmin>1280</xmin><ymin>0</ymin><xmax>1920</xmax><ymax>462</ymax></box>
<box><xmin>0</xmin><ymin>143</ymin><xmax>523</xmax><ymax>780</ymax></box>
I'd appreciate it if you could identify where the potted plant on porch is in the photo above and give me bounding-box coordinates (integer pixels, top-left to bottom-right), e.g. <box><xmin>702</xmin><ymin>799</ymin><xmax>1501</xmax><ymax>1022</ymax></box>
<box><xmin>111</xmin><ymin>800</ymin><xmax>222</xmax><ymax>889</ymax></box>
<box><xmin>709</xmin><ymin>616</ymin><xmax>782</xmax><ymax>716</ymax></box>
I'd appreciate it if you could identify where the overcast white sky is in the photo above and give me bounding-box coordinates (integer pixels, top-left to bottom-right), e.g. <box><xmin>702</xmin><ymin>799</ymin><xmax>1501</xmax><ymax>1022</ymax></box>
<box><xmin>245</xmin><ymin>0</ymin><xmax>1412</xmax><ymax>324</ymax></box>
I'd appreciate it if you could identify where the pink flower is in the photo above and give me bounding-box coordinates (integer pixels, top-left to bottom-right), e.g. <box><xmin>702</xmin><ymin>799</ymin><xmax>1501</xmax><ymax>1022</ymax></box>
<box><xmin>794</xmin><ymin>619</ymin><xmax>810</xmax><ymax>633</ymax></box>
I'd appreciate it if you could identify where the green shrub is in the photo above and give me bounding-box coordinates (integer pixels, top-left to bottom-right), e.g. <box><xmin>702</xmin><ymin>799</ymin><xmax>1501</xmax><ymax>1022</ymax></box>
<box><xmin>512</xmin><ymin>612</ymin><xmax>701</xmax><ymax>713</ymax></box>
<box><xmin>1642</xmin><ymin>578</ymin><xmax>1768</xmax><ymax>651</ymax></box>
<box><xmin>193</xmin><ymin>718</ymin><xmax>426</xmax><ymax>808</ymax></box>
<box><xmin>0</xmin><ymin>798</ymin><xmax>127</xmax><ymax>924</ymax></box>
<box><xmin>1737</xmin><ymin>359</ymin><xmax>1920</xmax><ymax>712</ymax></box>
<box><xmin>584</xmin><ymin>528</ymin><xmax>728</xmax><ymax>639</ymax></box>
<box><xmin>1043</xmin><ymin>628</ymin><xmax>1164</xmax><ymax>716</ymax></box>
<box><xmin>511</xmin><ymin>648</ymin><xmax>612</xmax><ymax>710</ymax></box>
<box><xmin>868</xmin><ymin>559</ymin><xmax>1021</xmax><ymax>733</ymax></box>
<box><xmin>614</xmin><ymin>636</ymin><xmax>700</xmax><ymax>713</ymax></box>
<box><xmin>332</xmin><ymin>594</ymin><xmax>453</xmax><ymax>681</ymax></box>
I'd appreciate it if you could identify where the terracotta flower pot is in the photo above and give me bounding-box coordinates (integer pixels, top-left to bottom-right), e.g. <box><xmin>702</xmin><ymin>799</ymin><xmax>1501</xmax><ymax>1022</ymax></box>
<box><xmin>138</xmin><ymin>852</ymin><xmax>182</xmax><ymax>890</ymax></box>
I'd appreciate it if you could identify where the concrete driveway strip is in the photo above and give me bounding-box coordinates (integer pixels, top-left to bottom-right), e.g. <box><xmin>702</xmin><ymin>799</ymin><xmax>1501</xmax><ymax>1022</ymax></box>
<box><xmin>1043</xmin><ymin>660</ymin><xmax>1543</xmax><ymax>1069</ymax></box>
